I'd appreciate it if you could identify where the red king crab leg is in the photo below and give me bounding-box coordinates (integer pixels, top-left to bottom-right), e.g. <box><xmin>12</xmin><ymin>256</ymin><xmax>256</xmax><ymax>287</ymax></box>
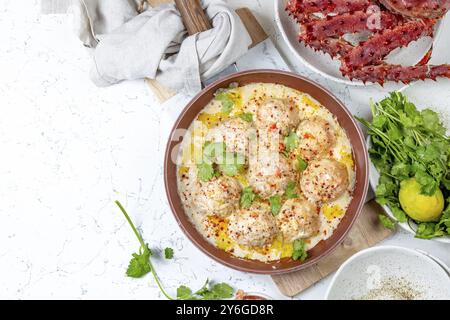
<box><xmin>299</xmin><ymin>11</ymin><xmax>401</xmax><ymax>41</ymax></box>
<box><xmin>287</xmin><ymin>0</ymin><xmax>373</xmax><ymax>16</ymax></box>
<box><xmin>340</xmin><ymin>20</ymin><xmax>435</xmax><ymax>72</ymax></box>
<box><xmin>304</xmin><ymin>38</ymin><xmax>354</xmax><ymax>58</ymax></box>
<box><xmin>344</xmin><ymin>64</ymin><xmax>450</xmax><ymax>84</ymax></box>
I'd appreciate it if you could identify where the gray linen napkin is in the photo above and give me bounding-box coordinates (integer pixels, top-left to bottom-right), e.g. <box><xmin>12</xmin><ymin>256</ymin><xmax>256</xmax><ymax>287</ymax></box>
<box><xmin>70</xmin><ymin>0</ymin><xmax>252</xmax><ymax>95</ymax></box>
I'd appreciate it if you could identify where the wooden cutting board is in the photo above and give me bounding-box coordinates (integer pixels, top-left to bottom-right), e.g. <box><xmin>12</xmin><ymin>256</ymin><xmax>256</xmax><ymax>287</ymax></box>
<box><xmin>145</xmin><ymin>0</ymin><xmax>393</xmax><ymax>297</ymax></box>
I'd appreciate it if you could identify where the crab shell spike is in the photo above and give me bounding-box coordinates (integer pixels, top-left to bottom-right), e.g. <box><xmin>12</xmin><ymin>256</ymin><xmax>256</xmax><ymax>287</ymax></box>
<box><xmin>340</xmin><ymin>20</ymin><xmax>435</xmax><ymax>71</ymax></box>
<box><xmin>299</xmin><ymin>11</ymin><xmax>401</xmax><ymax>41</ymax></box>
<box><xmin>286</xmin><ymin>0</ymin><xmax>372</xmax><ymax>16</ymax></box>
<box><xmin>379</xmin><ymin>0</ymin><xmax>450</xmax><ymax>19</ymax></box>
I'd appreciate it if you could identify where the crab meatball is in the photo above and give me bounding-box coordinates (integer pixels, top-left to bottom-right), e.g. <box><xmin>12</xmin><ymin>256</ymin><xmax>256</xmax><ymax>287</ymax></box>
<box><xmin>300</xmin><ymin>158</ymin><xmax>349</xmax><ymax>203</ymax></box>
<box><xmin>206</xmin><ymin>118</ymin><xmax>252</xmax><ymax>155</ymax></box>
<box><xmin>294</xmin><ymin>117</ymin><xmax>334</xmax><ymax>161</ymax></box>
<box><xmin>277</xmin><ymin>198</ymin><xmax>320</xmax><ymax>242</ymax></box>
<box><xmin>255</xmin><ymin>98</ymin><xmax>299</xmax><ymax>136</ymax></box>
<box><xmin>228</xmin><ymin>203</ymin><xmax>277</xmax><ymax>247</ymax></box>
<box><xmin>194</xmin><ymin>176</ymin><xmax>242</xmax><ymax>217</ymax></box>
<box><xmin>247</xmin><ymin>154</ymin><xmax>296</xmax><ymax>199</ymax></box>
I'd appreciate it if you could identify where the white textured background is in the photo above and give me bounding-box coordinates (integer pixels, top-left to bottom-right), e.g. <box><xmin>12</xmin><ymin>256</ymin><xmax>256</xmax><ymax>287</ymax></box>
<box><xmin>0</xmin><ymin>0</ymin><xmax>449</xmax><ymax>300</ymax></box>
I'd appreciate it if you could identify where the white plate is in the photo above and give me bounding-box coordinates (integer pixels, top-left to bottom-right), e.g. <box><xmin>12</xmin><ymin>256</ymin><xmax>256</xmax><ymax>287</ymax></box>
<box><xmin>368</xmin><ymin>79</ymin><xmax>450</xmax><ymax>243</ymax></box>
<box><xmin>325</xmin><ymin>246</ymin><xmax>450</xmax><ymax>300</ymax></box>
<box><xmin>274</xmin><ymin>0</ymin><xmax>446</xmax><ymax>86</ymax></box>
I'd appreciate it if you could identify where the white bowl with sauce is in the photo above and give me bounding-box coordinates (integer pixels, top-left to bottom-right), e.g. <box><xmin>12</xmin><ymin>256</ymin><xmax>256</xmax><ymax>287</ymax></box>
<box><xmin>325</xmin><ymin>246</ymin><xmax>450</xmax><ymax>300</ymax></box>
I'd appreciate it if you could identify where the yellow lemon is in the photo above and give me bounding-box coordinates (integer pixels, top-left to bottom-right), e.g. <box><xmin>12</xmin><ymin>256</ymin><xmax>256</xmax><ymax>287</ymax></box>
<box><xmin>399</xmin><ymin>178</ymin><xmax>444</xmax><ymax>222</ymax></box>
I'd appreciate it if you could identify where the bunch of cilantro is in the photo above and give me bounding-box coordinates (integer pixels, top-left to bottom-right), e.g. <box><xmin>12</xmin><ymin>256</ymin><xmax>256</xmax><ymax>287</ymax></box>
<box><xmin>357</xmin><ymin>92</ymin><xmax>450</xmax><ymax>239</ymax></box>
<box><xmin>115</xmin><ymin>201</ymin><xmax>234</xmax><ymax>300</ymax></box>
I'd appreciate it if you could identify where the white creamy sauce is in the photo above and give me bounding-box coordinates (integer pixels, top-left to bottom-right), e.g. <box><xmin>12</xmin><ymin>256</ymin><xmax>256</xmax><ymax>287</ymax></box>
<box><xmin>176</xmin><ymin>83</ymin><xmax>356</xmax><ymax>262</ymax></box>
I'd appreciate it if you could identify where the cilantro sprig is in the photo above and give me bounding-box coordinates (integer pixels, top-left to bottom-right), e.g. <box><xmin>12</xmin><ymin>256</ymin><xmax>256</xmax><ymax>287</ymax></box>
<box><xmin>295</xmin><ymin>156</ymin><xmax>308</xmax><ymax>172</ymax></box>
<box><xmin>239</xmin><ymin>112</ymin><xmax>253</xmax><ymax>122</ymax></box>
<box><xmin>115</xmin><ymin>201</ymin><xmax>234</xmax><ymax>300</ymax></box>
<box><xmin>284</xmin><ymin>132</ymin><xmax>299</xmax><ymax>153</ymax></box>
<box><xmin>268</xmin><ymin>195</ymin><xmax>282</xmax><ymax>216</ymax></box>
<box><xmin>177</xmin><ymin>280</ymin><xmax>234</xmax><ymax>300</ymax></box>
<box><xmin>240</xmin><ymin>187</ymin><xmax>256</xmax><ymax>209</ymax></box>
<box><xmin>164</xmin><ymin>247</ymin><xmax>174</xmax><ymax>260</ymax></box>
<box><xmin>285</xmin><ymin>181</ymin><xmax>299</xmax><ymax>199</ymax></box>
<box><xmin>292</xmin><ymin>239</ymin><xmax>307</xmax><ymax>261</ymax></box>
<box><xmin>115</xmin><ymin>200</ymin><xmax>173</xmax><ymax>300</ymax></box>
<box><xmin>378</xmin><ymin>214</ymin><xmax>396</xmax><ymax>230</ymax></box>
<box><xmin>198</xmin><ymin>142</ymin><xmax>245</xmax><ymax>181</ymax></box>
<box><xmin>215</xmin><ymin>91</ymin><xmax>235</xmax><ymax>115</ymax></box>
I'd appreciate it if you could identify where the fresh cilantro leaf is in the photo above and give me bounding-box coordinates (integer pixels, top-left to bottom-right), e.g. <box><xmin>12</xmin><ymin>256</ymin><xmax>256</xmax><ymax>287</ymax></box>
<box><xmin>415</xmin><ymin>222</ymin><xmax>445</xmax><ymax>239</ymax></box>
<box><xmin>269</xmin><ymin>195</ymin><xmax>282</xmax><ymax>216</ymax></box>
<box><xmin>197</xmin><ymin>162</ymin><xmax>215</xmax><ymax>182</ymax></box>
<box><xmin>240</xmin><ymin>187</ymin><xmax>256</xmax><ymax>209</ymax></box>
<box><xmin>239</xmin><ymin>112</ymin><xmax>253</xmax><ymax>122</ymax></box>
<box><xmin>403</xmin><ymin>136</ymin><xmax>416</xmax><ymax>148</ymax></box>
<box><xmin>164</xmin><ymin>247</ymin><xmax>174</xmax><ymax>260</ymax></box>
<box><xmin>200</xmin><ymin>283</ymin><xmax>234</xmax><ymax>300</ymax></box>
<box><xmin>295</xmin><ymin>156</ymin><xmax>308</xmax><ymax>172</ymax></box>
<box><xmin>203</xmin><ymin>142</ymin><xmax>246</xmax><ymax>178</ymax></box>
<box><xmin>378</xmin><ymin>214</ymin><xmax>396</xmax><ymax>230</ymax></box>
<box><xmin>372</xmin><ymin>114</ymin><xmax>387</xmax><ymax>128</ymax></box>
<box><xmin>211</xmin><ymin>283</ymin><xmax>234</xmax><ymax>299</ymax></box>
<box><xmin>193</xmin><ymin>280</ymin><xmax>210</xmax><ymax>296</ymax></box>
<box><xmin>411</xmin><ymin>161</ymin><xmax>427</xmax><ymax>174</ymax></box>
<box><xmin>390</xmin><ymin>206</ymin><xmax>408</xmax><ymax>223</ymax></box>
<box><xmin>284</xmin><ymin>132</ymin><xmax>299</xmax><ymax>153</ymax></box>
<box><xmin>177</xmin><ymin>285</ymin><xmax>193</xmax><ymax>300</ymax></box>
<box><xmin>292</xmin><ymin>239</ymin><xmax>307</xmax><ymax>261</ymax></box>
<box><xmin>416</xmin><ymin>144</ymin><xmax>440</xmax><ymax>164</ymax></box>
<box><xmin>203</xmin><ymin>141</ymin><xmax>226</xmax><ymax>160</ymax></box>
<box><xmin>387</xmin><ymin>123</ymin><xmax>402</xmax><ymax>140</ymax></box>
<box><xmin>285</xmin><ymin>181</ymin><xmax>298</xmax><ymax>199</ymax></box>
<box><xmin>215</xmin><ymin>92</ymin><xmax>234</xmax><ymax>114</ymax></box>
<box><xmin>126</xmin><ymin>245</ymin><xmax>152</xmax><ymax>278</ymax></box>
<box><xmin>415</xmin><ymin>170</ymin><xmax>438</xmax><ymax>196</ymax></box>
<box><xmin>218</xmin><ymin>152</ymin><xmax>245</xmax><ymax>177</ymax></box>
<box><xmin>375</xmin><ymin>175</ymin><xmax>397</xmax><ymax>198</ymax></box>
<box><xmin>390</xmin><ymin>163</ymin><xmax>410</xmax><ymax>180</ymax></box>
<box><xmin>437</xmin><ymin>206</ymin><xmax>450</xmax><ymax>234</ymax></box>
<box><xmin>375</xmin><ymin>197</ymin><xmax>389</xmax><ymax>206</ymax></box>
<box><xmin>421</xmin><ymin>109</ymin><xmax>445</xmax><ymax>135</ymax></box>
<box><xmin>181</xmin><ymin>280</ymin><xmax>234</xmax><ymax>300</ymax></box>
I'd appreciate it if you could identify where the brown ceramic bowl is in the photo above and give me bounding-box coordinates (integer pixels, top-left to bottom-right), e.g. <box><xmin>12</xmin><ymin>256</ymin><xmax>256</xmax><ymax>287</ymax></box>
<box><xmin>164</xmin><ymin>70</ymin><xmax>369</xmax><ymax>275</ymax></box>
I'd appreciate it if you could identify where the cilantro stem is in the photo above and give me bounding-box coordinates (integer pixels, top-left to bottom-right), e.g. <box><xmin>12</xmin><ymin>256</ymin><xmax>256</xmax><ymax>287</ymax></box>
<box><xmin>148</xmin><ymin>259</ymin><xmax>174</xmax><ymax>300</ymax></box>
<box><xmin>115</xmin><ymin>200</ymin><xmax>146</xmax><ymax>248</ymax></box>
<box><xmin>115</xmin><ymin>200</ymin><xmax>174</xmax><ymax>300</ymax></box>
<box><xmin>357</xmin><ymin>117</ymin><xmax>405</xmax><ymax>162</ymax></box>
